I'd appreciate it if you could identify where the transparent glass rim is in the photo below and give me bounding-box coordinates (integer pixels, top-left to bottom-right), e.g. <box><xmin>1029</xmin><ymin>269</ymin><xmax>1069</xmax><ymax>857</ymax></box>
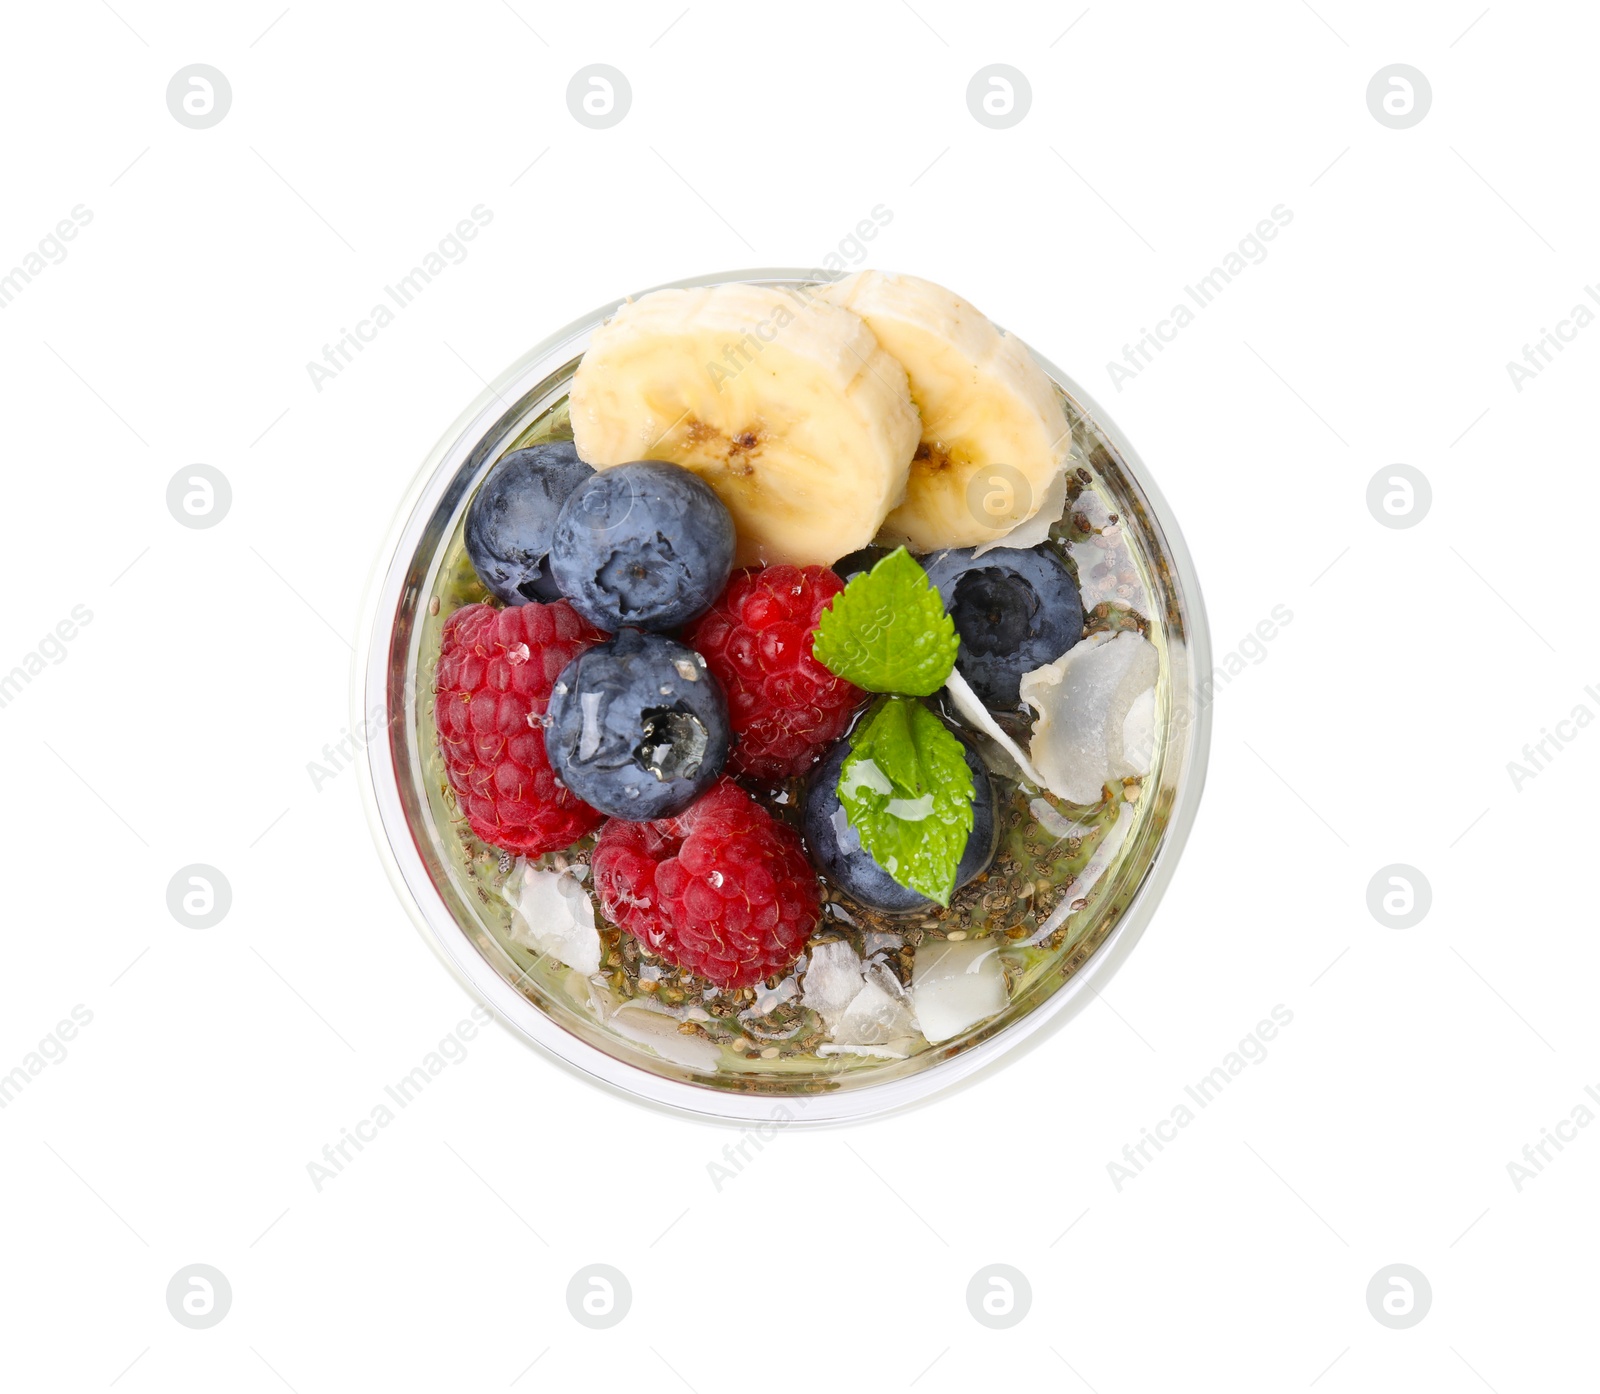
<box><xmin>354</xmin><ymin>268</ymin><xmax>1212</xmax><ymax>1126</ymax></box>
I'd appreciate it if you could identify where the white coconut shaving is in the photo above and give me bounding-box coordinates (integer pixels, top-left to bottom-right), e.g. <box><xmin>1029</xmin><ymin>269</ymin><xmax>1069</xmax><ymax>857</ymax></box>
<box><xmin>802</xmin><ymin>941</ymin><xmax>919</xmax><ymax>1056</ymax></box>
<box><xmin>1028</xmin><ymin>797</ymin><xmax>1091</xmax><ymax>842</ymax></box>
<box><xmin>506</xmin><ymin>863</ymin><xmax>602</xmax><ymax>975</ymax></box>
<box><xmin>1022</xmin><ymin>798</ymin><xmax>1136</xmax><ymax>947</ymax></box>
<box><xmin>817</xmin><ymin>1042</ymin><xmax>911</xmax><ymax>1059</ymax></box>
<box><xmin>609</xmin><ymin>1002</ymin><xmax>721</xmax><ymax>1071</ymax></box>
<box><xmin>944</xmin><ymin>666</ymin><xmax>1047</xmax><ymax>788</ymax></box>
<box><xmin>910</xmin><ymin>938</ymin><xmax>1007</xmax><ymax>1044</ymax></box>
<box><xmin>834</xmin><ymin>966</ymin><xmax>916</xmax><ymax>1047</ymax></box>
<box><xmin>801</xmin><ymin>940</ymin><xmax>866</xmax><ymax>1031</ymax></box>
<box><xmin>1120</xmin><ymin>685</ymin><xmax>1157</xmax><ymax>779</ymax></box>
<box><xmin>971</xmin><ymin>463</ymin><xmax>1071</xmax><ymax>559</ymax></box>
<box><xmin>1020</xmin><ymin>630</ymin><xmax>1158</xmax><ymax>804</ymax></box>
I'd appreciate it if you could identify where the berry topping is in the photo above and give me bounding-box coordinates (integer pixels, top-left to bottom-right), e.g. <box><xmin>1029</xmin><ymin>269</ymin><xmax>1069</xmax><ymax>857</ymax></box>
<box><xmin>804</xmin><ymin>717</ymin><xmax>997</xmax><ymax>913</ymax></box>
<box><xmin>549</xmin><ymin>459</ymin><xmax>736</xmax><ymax>631</ymax></box>
<box><xmin>434</xmin><ymin>600</ymin><xmax>606</xmax><ymax>856</ymax></box>
<box><xmin>592</xmin><ymin>777</ymin><xmax>821</xmax><ymax>987</ymax></box>
<box><xmin>545</xmin><ymin>628</ymin><xmax>731</xmax><ymax>820</ymax></box>
<box><xmin>684</xmin><ymin>565</ymin><xmax>866</xmax><ymax>780</ymax></box>
<box><xmin>919</xmin><ymin>543</ymin><xmax>1084</xmax><ymax>710</ymax></box>
<box><xmin>465</xmin><ymin>442</ymin><xmax>595</xmax><ymax>605</ymax></box>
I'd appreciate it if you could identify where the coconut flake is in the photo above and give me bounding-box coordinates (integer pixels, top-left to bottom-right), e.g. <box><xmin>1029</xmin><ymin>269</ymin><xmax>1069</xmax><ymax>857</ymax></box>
<box><xmin>801</xmin><ymin>940</ymin><xmax>864</xmax><ymax>1030</ymax></box>
<box><xmin>817</xmin><ymin>1042</ymin><xmax>910</xmax><ymax>1059</ymax></box>
<box><xmin>1022</xmin><ymin>798</ymin><xmax>1137</xmax><ymax>947</ymax></box>
<box><xmin>834</xmin><ymin>969</ymin><xmax>916</xmax><ymax>1047</ymax></box>
<box><xmin>610</xmin><ymin>1002</ymin><xmax>721</xmax><ymax>1071</ymax></box>
<box><xmin>971</xmin><ymin>462</ymin><xmax>1070</xmax><ymax>559</ymax></box>
<box><xmin>1020</xmin><ymin>631</ymin><xmax>1158</xmax><ymax>805</ymax></box>
<box><xmin>911</xmin><ymin>938</ymin><xmax>1007</xmax><ymax>1044</ymax></box>
<box><xmin>1028</xmin><ymin>797</ymin><xmax>1091</xmax><ymax>841</ymax></box>
<box><xmin>1119</xmin><ymin>685</ymin><xmax>1157</xmax><ymax>779</ymax></box>
<box><xmin>506</xmin><ymin>864</ymin><xmax>602</xmax><ymax>975</ymax></box>
<box><xmin>803</xmin><ymin>942</ymin><xmax>920</xmax><ymax>1055</ymax></box>
<box><xmin>944</xmin><ymin>666</ymin><xmax>1047</xmax><ymax>788</ymax></box>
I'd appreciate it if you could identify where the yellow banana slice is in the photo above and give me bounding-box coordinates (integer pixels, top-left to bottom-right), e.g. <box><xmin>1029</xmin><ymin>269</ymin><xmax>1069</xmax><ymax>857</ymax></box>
<box><xmin>820</xmin><ymin>270</ymin><xmax>1070</xmax><ymax>551</ymax></box>
<box><xmin>568</xmin><ymin>284</ymin><xmax>919</xmax><ymax>567</ymax></box>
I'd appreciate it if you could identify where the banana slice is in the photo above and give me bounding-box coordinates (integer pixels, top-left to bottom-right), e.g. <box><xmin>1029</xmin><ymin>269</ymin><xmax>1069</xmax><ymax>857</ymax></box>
<box><xmin>819</xmin><ymin>270</ymin><xmax>1070</xmax><ymax>551</ymax></box>
<box><xmin>569</xmin><ymin>284</ymin><xmax>919</xmax><ymax>567</ymax></box>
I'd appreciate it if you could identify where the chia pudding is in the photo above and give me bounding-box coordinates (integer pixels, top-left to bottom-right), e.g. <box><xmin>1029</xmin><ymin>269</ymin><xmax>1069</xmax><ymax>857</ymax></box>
<box><xmin>369</xmin><ymin>270</ymin><xmax>1206</xmax><ymax>1111</ymax></box>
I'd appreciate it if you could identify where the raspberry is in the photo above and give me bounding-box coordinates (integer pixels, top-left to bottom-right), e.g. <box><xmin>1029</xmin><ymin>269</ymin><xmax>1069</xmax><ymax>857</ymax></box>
<box><xmin>434</xmin><ymin>600</ymin><xmax>606</xmax><ymax>856</ymax></box>
<box><xmin>592</xmin><ymin>777</ymin><xmax>821</xmax><ymax>988</ymax></box>
<box><xmin>684</xmin><ymin>565</ymin><xmax>865</xmax><ymax>779</ymax></box>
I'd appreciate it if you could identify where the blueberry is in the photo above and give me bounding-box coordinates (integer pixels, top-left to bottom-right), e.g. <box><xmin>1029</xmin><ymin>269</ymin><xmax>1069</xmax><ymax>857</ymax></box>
<box><xmin>803</xmin><ymin>728</ymin><xmax>998</xmax><ymax>915</ymax></box>
<box><xmin>920</xmin><ymin>544</ymin><xmax>1084</xmax><ymax>710</ymax></box>
<box><xmin>833</xmin><ymin>545</ymin><xmax>892</xmax><ymax>585</ymax></box>
<box><xmin>464</xmin><ymin>442</ymin><xmax>595</xmax><ymax>605</ymax></box>
<box><xmin>549</xmin><ymin>460</ymin><xmax>736</xmax><ymax>632</ymax></box>
<box><xmin>546</xmin><ymin>628</ymin><xmax>731</xmax><ymax>820</ymax></box>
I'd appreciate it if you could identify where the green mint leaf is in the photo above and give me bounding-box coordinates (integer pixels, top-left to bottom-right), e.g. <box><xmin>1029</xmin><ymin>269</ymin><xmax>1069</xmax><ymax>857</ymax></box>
<box><xmin>838</xmin><ymin>696</ymin><xmax>975</xmax><ymax>906</ymax></box>
<box><xmin>812</xmin><ymin>547</ymin><xmax>958</xmax><ymax>696</ymax></box>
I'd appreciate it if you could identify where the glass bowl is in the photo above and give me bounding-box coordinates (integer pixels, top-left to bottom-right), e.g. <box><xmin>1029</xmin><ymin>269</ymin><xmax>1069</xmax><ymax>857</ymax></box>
<box><xmin>357</xmin><ymin>269</ymin><xmax>1211</xmax><ymax>1124</ymax></box>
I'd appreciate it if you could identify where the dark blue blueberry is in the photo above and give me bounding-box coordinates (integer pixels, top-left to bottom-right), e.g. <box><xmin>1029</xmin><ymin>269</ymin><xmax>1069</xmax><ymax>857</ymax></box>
<box><xmin>549</xmin><ymin>460</ymin><xmax>736</xmax><ymax>632</ymax></box>
<box><xmin>464</xmin><ymin>442</ymin><xmax>595</xmax><ymax>605</ymax></box>
<box><xmin>833</xmin><ymin>545</ymin><xmax>892</xmax><ymax>585</ymax></box>
<box><xmin>802</xmin><ymin>728</ymin><xmax>997</xmax><ymax>914</ymax></box>
<box><xmin>920</xmin><ymin>544</ymin><xmax>1084</xmax><ymax>710</ymax></box>
<box><xmin>546</xmin><ymin>628</ymin><xmax>730</xmax><ymax>820</ymax></box>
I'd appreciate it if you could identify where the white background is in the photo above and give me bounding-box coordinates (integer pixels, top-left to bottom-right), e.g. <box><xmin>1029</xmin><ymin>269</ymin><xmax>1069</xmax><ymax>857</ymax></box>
<box><xmin>1</xmin><ymin>0</ymin><xmax>1595</xmax><ymax>1389</ymax></box>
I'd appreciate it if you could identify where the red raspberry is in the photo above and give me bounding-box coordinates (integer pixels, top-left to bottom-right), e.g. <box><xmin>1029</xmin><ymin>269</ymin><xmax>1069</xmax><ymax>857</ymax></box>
<box><xmin>434</xmin><ymin>600</ymin><xmax>606</xmax><ymax>856</ymax></box>
<box><xmin>684</xmin><ymin>565</ymin><xmax>864</xmax><ymax>779</ymax></box>
<box><xmin>592</xmin><ymin>777</ymin><xmax>821</xmax><ymax>988</ymax></box>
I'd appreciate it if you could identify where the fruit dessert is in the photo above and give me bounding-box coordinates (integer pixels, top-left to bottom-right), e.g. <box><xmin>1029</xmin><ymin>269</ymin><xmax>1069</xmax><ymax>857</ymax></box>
<box><xmin>423</xmin><ymin>271</ymin><xmax>1167</xmax><ymax>1078</ymax></box>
